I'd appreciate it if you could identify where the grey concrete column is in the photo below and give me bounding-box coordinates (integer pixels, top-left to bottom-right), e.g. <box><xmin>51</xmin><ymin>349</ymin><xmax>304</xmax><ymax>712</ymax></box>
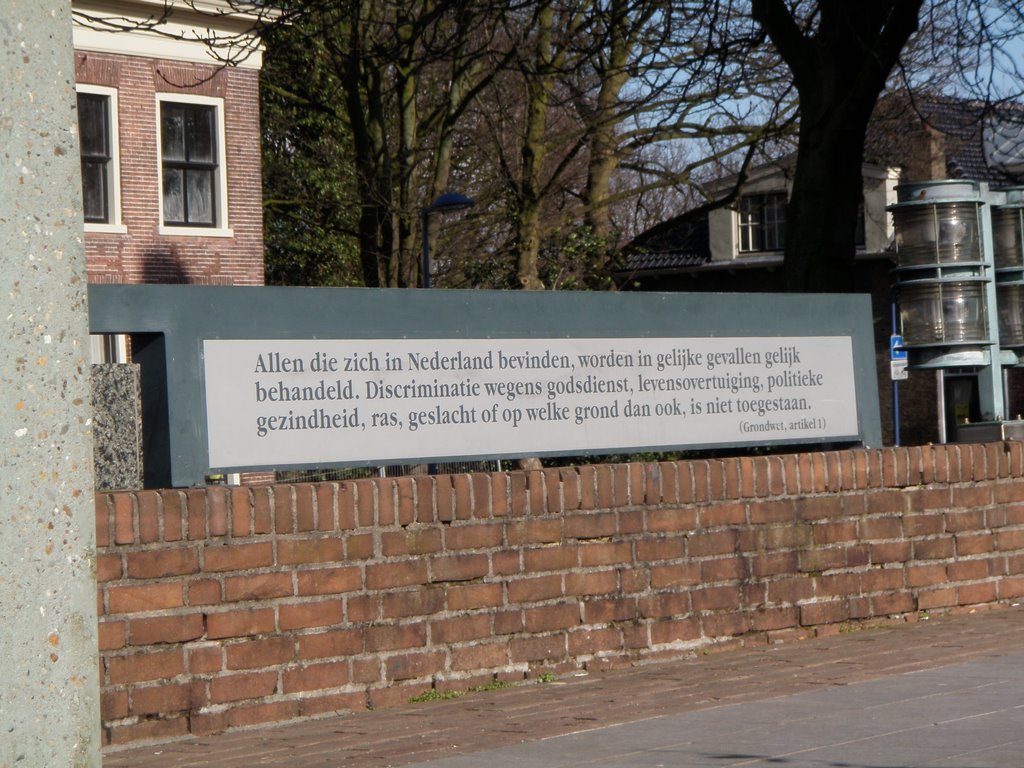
<box><xmin>1</xmin><ymin>2</ymin><xmax>101</xmax><ymax>766</ymax></box>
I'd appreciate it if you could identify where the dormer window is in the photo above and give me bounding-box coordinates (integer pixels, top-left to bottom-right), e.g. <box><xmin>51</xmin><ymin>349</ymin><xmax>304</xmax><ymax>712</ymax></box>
<box><xmin>737</xmin><ymin>193</ymin><xmax>787</xmax><ymax>253</ymax></box>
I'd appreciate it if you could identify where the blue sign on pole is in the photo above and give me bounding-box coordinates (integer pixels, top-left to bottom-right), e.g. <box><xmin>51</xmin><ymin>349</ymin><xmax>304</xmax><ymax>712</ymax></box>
<box><xmin>890</xmin><ymin>334</ymin><xmax>907</xmax><ymax>361</ymax></box>
<box><xmin>890</xmin><ymin>334</ymin><xmax>909</xmax><ymax>381</ymax></box>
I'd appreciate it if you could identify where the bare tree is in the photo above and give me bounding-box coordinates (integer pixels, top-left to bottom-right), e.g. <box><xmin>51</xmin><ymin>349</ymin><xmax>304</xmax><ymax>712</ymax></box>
<box><xmin>461</xmin><ymin>0</ymin><xmax>797</xmax><ymax>291</ymax></box>
<box><xmin>574</xmin><ymin>1</ymin><xmax>797</xmax><ymax>287</ymax></box>
<box><xmin>256</xmin><ymin>1</ymin><xmax>520</xmax><ymax>287</ymax></box>
<box><xmin>750</xmin><ymin>0</ymin><xmax>924</xmax><ymax>292</ymax></box>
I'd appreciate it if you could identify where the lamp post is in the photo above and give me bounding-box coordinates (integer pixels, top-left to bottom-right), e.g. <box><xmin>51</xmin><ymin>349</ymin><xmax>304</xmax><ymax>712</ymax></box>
<box><xmin>421</xmin><ymin>191</ymin><xmax>475</xmax><ymax>289</ymax></box>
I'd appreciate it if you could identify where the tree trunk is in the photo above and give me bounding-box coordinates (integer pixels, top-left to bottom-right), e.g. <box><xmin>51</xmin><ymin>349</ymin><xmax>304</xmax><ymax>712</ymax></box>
<box><xmin>582</xmin><ymin>64</ymin><xmax>627</xmax><ymax>289</ymax></box>
<box><xmin>394</xmin><ymin>5</ymin><xmax>430</xmax><ymax>289</ymax></box>
<box><xmin>783</xmin><ymin>101</ymin><xmax>870</xmax><ymax>293</ymax></box>
<box><xmin>583</xmin><ymin>0</ymin><xmax>632</xmax><ymax>246</ymax></box>
<box><xmin>515</xmin><ymin>2</ymin><xmax>553</xmax><ymax>291</ymax></box>
<box><xmin>340</xmin><ymin>3</ymin><xmax>395</xmax><ymax>288</ymax></box>
<box><xmin>396</xmin><ymin>43</ymin><xmax>419</xmax><ymax>287</ymax></box>
<box><xmin>752</xmin><ymin>0</ymin><xmax>923</xmax><ymax>293</ymax></box>
<box><xmin>516</xmin><ymin>200</ymin><xmax>546</xmax><ymax>290</ymax></box>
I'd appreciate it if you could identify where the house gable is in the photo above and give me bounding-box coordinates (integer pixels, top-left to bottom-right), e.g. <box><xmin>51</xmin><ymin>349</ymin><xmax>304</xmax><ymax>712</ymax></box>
<box><xmin>73</xmin><ymin>0</ymin><xmax>268</xmax><ymax>287</ymax></box>
<box><xmin>72</xmin><ymin>0</ymin><xmax>269</xmax><ymax>69</ymax></box>
<box><xmin>867</xmin><ymin>93</ymin><xmax>1024</xmax><ymax>186</ymax></box>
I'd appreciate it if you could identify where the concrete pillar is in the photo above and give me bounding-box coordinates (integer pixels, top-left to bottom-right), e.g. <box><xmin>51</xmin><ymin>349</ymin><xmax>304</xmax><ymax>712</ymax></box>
<box><xmin>0</xmin><ymin>2</ymin><xmax>101</xmax><ymax>766</ymax></box>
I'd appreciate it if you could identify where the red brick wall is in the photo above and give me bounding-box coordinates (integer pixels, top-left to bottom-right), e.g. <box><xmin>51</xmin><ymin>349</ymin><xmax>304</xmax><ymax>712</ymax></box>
<box><xmin>76</xmin><ymin>52</ymin><xmax>264</xmax><ymax>286</ymax></box>
<box><xmin>96</xmin><ymin>443</ymin><xmax>1024</xmax><ymax>745</ymax></box>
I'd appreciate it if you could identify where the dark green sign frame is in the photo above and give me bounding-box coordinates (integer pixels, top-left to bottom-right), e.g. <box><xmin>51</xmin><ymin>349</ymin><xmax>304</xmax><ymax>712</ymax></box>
<box><xmin>88</xmin><ymin>285</ymin><xmax>882</xmax><ymax>487</ymax></box>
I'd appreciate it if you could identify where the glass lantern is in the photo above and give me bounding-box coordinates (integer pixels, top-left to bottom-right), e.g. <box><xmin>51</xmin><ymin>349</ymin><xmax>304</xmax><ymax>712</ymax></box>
<box><xmin>997</xmin><ymin>283</ymin><xmax>1024</xmax><ymax>347</ymax></box>
<box><xmin>891</xmin><ymin>180</ymin><xmax>994</xmax><ymax>356</ymax></box>
<box><xmin>899</xmin><ymin>281</ymin><xmax>988</xmax><ymax>345</ymax></box>
<box><xmin>992</xmin><ymin>206</ymin><xmax>1024</xmax><ymax>269</ymax></box>
<box><xmin>891</xmin><ymin>202</ymin><xmax>982</xmax><ymax>266</ymax></box>
<box><xmin>992</xmin><ymin>192</ymin><xmax>1024</xmax><ymax>349</ymax></box>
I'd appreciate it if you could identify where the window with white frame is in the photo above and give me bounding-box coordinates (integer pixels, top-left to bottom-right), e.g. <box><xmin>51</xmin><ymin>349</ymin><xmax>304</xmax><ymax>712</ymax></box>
<box><xmin>737</xmin><ymin>193</ymin><xmax>787</xmax><ymax>253</ymax></box>
<box><xmin>76</xmin><ymin>84</ymin><xmax>125</xmax><ymax>232</ymax></box>
<box><xmin>157</xmin><ymin>94</ymin><xmax>230</xmax><ymax>235</ymax></box>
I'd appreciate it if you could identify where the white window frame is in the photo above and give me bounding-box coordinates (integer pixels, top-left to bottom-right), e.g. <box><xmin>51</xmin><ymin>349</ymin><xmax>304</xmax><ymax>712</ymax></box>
<box><xmin>76</xmin><ymin>84</ymin><xmax>127</xmax><ymax>235</ymax></box>
<box><xmin>737</xmin><ymin>193</ymin><xmax>786</xmax><ymax>254</ymax></box>
<box><xmin>156</xmin><ymin>93</ymin><xmax>232</xmax><ymax>237</ymax></box>
<box><xmin>737</xmin><ymin>197</ymin><xmax>762</xmax><ymax>253</ymax></box>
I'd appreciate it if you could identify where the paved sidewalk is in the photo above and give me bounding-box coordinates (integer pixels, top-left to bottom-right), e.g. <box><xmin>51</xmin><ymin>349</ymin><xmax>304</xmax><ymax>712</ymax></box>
<box><xmin>104</xmin><ymin>607</ymin><xmax>1024</xmax><ymax>768</ymax></box>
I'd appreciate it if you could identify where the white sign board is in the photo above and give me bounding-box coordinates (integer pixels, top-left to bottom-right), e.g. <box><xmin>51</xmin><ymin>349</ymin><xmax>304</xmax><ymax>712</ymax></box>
<box><xmin>203</xmin><ymin>336</ymin><xmax>860</xmax><ymax>468</ymax></box>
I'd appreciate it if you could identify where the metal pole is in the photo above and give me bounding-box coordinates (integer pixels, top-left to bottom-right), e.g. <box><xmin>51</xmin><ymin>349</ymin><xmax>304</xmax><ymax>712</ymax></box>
<box><xmin>977</xmin><ymin>184</ymin><xmax>1007</xmax><ymax>422</ymax></box>
<box><xmin>891</xmin><ymin>301</ymin><xmax>901</xmax><ymax>446</ymax></box>
<box><xmin>1005</xmin><ymin>367</ymin><xmax>1013</xmax><ymax>419</ymax></box>
<box><xmin>421</xmin><ymin>209</ymin><xmax>434</xmax><ymax>473</ymax></box>
<box><xmin>937</xmin><ymin>370</ymin><xmax>948</xmax><ymax>443</ymax></box>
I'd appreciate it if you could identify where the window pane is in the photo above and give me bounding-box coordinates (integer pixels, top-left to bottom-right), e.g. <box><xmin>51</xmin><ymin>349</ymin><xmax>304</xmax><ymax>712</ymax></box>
<box><xmin>763</xmin><ymin>195</ymin><xmax>786</xmax><ymax>251</ymax></box>
<box><xmin>738</xmin><ymin>198</ymin><xmax>762</xmax><ymax>252</ymax></box>
<box><xmin>185</xmin><ymin>170</ymin><xmax>214</xmax><ymax>224</ymax></box>
<box><xmin>161</xmin><ymin>105</ymin><xmax>186</xmax><ymax>162</ymax></box>
<box><xmin>738</xmin><ymin>194</ymin><xmax>788</xmax><ymax>252</ymax></box>
<box><xmin>163</xmin><ymin>167</ymin><xmax>184</xmax><ymax>224</ymax></box>
<box><xmin>77</xmin><ymin>93</ymin><xmax>108</xmax><ymax>157</ymax></box>
<box><xmin>82</xmin><ymin>161</ymin><xmax>107</xmax><ymax>222</ymax></box>
<box><xmin>78</xmin><ymin>93</ymin><xmax>111</xmax><ymax>223</ymax></box>
<box><xmin>185</xmin><ymin>107</ymin><xmax>215</xmax><ymax>163</ymax></box>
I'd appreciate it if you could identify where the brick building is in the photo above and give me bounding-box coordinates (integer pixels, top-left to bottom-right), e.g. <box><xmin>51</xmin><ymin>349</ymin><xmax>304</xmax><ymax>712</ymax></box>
<box><xmin>73</xmin><ymin>0</ymin><xmax>267</xmax><ymax>297</ymax></box>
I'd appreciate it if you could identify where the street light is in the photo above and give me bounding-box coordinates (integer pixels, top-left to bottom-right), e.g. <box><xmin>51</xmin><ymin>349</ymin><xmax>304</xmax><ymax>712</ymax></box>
<box><xmin>421</xmin><ymin>191</ymin><xmax>475</xmax><ymax>289</ymax></box>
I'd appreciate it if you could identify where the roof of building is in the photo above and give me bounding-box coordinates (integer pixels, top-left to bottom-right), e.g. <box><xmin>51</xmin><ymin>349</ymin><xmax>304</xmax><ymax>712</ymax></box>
<box><xmin>619</xmin><ymin>212</ymin><xmax>710</xmax><ymax>276</ymax></box>
<box><xmin>866</xmin><ymin>94</ymin><xmax>1024</xmax><ymax>185</ymax></box>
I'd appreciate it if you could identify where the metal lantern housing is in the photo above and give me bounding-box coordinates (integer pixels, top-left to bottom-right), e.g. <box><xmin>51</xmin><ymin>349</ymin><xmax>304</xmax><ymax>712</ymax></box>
<box><xmin>890</xmin><ymin>179</ymin><xmax>1010</xmax><ymax>432</ymax></box>
<box><xmin>993</xmin><ymin>188</ymin><xmax>1024</xmax><ymax>349</ymax></box>
<box><xmin>891</xmin><ymin>181</ymin><xmax>994</xmax><ymax>366</ymax></box>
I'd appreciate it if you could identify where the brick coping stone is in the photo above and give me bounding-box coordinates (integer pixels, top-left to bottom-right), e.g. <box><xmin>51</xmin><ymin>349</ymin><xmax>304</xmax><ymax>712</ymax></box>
<box><xmin>103</xmin><ymin>604</ymin><xmax>1024</xmax><ymax>768</ymax></box>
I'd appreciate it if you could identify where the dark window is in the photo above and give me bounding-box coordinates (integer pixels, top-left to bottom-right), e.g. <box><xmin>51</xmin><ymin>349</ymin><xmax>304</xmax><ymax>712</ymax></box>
<box><xmin>161</xmin><ymin>102</ymin><xmax>217</xmax><ymax>226</ymax></box>
<box><xmin>78</xmin><ymin>92</ymin><xmax>111</xmax><ymax>223</ymax></box>
<box><xmin>737</xmin><ymin>193</ymin><xmax>787</xmax><ymax>253</ymax></box>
